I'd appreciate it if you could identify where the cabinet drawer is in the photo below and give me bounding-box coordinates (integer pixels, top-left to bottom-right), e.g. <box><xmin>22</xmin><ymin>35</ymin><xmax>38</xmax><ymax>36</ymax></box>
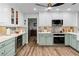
<box><xmin>5</xmin><ymin>38</ymin><xmax>15</xmax><ymax>46</ymax></box>
<box><xmin>0</xmin><ymin>48</ymin><xmax>5</xmax><ymax>56</ymax></box>
<box><xmin>0</xmin><ymin>42</ymin><xmax>5</xmax><ymax>48</ymax></box>
<box><xmin>4</xmin><ymin>42</ymin><xmax>15</xmax><ymax>55</ymax></box>
<box><xmin>77</xmin><ymin>41</ymin><xmax>79</xmax><ymax>51</ymax></box>
<box><xmin>6</xmin><ymin>49</ymin><xmax>15</xmax><ymax>56</ymax></box>
<box><xmin>0</xmin><ymin>38</ymin><xmax>15</xmax><ymax>48</ymax></box>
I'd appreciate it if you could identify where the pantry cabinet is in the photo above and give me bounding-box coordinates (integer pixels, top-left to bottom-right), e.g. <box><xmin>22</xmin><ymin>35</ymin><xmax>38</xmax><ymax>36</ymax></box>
<box><xmin>38</xmin><ymin>33</ymin><xmax>53</xmax><ymax>45</ymax></box>
<box><xmin>0</xmin><ymin>38</ymin><xmax>15</xmax><ymax>56</ymax></box>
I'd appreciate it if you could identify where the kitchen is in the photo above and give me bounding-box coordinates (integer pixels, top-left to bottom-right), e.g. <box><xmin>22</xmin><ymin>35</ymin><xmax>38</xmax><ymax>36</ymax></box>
<box><xmin>0</xmin><ymin>3</ymin><xmax>79</xmax><ymax>56</ymax></box>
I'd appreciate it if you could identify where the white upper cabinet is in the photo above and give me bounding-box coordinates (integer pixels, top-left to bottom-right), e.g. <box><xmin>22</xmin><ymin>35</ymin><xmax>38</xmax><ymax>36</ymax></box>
<box><xmin>38</xmin><ymin>12</ymin><xmax>77</xmax><ymax>26</ymax></box>
<box><xmin>17</xmin><ymin>10</ymin><xmax>24</xmax><ymax>26</ymax></box>
<box><xmin>0</xmin><ymin>4</ymin><xmax>11</xmax><ymax>26</ymax></box>
<box><xmin>39</xmin><ymin>12</ymin><xmax>52</xmax><ymax>26</ymax></box>
<box><xmin>62</xmin><ymin>12</ymin><xmax>77</xmax><ymax>26</ymax></box>
<box><xmin>51</xmin><ymin>12</ymin><xmax>63</xmax><ymax>19</ymax></box>
<box><xmin>0</xmin><ymin>4</ymin><xmax>25</xmax><ymax>27</ymax></box>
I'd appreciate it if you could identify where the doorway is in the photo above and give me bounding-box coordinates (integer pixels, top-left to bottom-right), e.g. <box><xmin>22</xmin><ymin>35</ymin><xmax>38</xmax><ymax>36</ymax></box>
<box><xmin>28</xmin><ymin>18</ymin><xmax>37</xmax><ymax>46</ymax></box>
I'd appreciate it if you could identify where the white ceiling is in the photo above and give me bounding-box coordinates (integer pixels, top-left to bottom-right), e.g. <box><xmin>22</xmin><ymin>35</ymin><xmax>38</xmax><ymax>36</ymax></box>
<box><xmin>9</xmin><ymin>3</ymin><xmax>79</xmax><ymax>14</ymax></box>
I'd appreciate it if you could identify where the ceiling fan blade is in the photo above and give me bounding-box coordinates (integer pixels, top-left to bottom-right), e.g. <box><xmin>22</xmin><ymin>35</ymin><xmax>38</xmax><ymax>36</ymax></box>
<box><xmin>35</xmin><ymin>4</ymin><xmax>47</xmax><ymax>7</ymax></box>
<box><xmin>52</xmin><ymin>3</ymin><xmax>64</xmax><ymax>7</ymax></box>
<box><xmin>72</xmin><ymin>3</ymin><xmax>76</xmax><ymax>5</ymax></box>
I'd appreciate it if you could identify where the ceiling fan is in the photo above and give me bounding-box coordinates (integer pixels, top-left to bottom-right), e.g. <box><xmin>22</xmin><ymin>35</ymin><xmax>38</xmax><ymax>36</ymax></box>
<box><xmin>35</xmin><ymin>3</ymin><xmax>64</xmax><ymax>10</ymax></box>
<box><xmin>35</xmin><ymin>3</ymin><xmax>64</xmax><ymax>7</ymax></box>
<box><xmin>35</xmin><ymin>3</ymin><xmax>77</xmax><ymax>11</ymax></box>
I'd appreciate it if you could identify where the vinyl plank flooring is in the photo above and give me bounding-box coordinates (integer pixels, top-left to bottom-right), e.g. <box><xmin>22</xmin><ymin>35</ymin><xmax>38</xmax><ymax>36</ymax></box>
<box><xmin>16</xmin><ymin>36</ymin><xmax>79</xmax><ymax>56</ymax></box>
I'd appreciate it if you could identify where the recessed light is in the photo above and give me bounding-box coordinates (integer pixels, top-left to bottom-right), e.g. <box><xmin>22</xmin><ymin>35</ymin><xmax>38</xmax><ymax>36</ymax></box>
<box><xmin>48</xmin><ymin>7</ymin><xmax>52</xmax><ymax>10</ymax></box>
<box><xmin>45</xmin><ymin>7</ymin><xmax>52</xmax><ymax>11</ymax></box>
<box><xmin>56</xmin><ymin>8</ymin><xmax>60</xmax><ymax>11</ymax></box>
<box><xmin>67</xmin><ymin>8</ymin><xmax>71</xmax><ymax>11</ymax></box>
<box><xmin>45</xmin><ymin>8</ymin><xmax>48</xmax><ymax>11</ymax></box>
<box><xmin>33</xmin><ymin>8</ymin><xmax>37</xmax><ymax>11</ymax></box>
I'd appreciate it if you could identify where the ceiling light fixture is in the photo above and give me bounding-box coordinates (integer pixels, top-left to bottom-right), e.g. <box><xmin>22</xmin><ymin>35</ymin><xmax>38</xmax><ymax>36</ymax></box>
<box><xmin>67</xmin><ymin>8</ymin><xmax>71</xmax><ymax>11</ymax></box>
<box><xmin>56</xmin><ymin>8</ymin><xmax>60</xmax><ymax>11</ymax></box>
<box><xmin>48</xmin><ymin>7</ymin><xmax>52</xmax><ymax>10</ymax></box>
<box><xmin>33</xmin><ymin>8</ymin><xmax>37</xmax><ymax>11</ymax></box>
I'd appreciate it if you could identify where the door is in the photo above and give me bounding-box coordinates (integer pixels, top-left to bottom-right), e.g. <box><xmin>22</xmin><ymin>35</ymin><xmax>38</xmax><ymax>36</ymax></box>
<box><xmin>28</xmin><ymin>18</ymin><xmax>37</xmax><ymax>44</ymax></box>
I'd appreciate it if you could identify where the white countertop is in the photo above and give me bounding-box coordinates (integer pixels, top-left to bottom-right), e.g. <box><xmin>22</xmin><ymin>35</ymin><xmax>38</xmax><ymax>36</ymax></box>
<box><xmin>0</xmin><ymin>32</ymin><xmax>26</xmax><ymax>43</ymax></box>
<box><xmin>38</xmin><ymin>32</ymin><xmax>79</xmax><ymax>41</ymax></box>
<box><xmin>38</xmin><ymin>32</ymin><xmax>77</xmax><ymax>35</ymax></box>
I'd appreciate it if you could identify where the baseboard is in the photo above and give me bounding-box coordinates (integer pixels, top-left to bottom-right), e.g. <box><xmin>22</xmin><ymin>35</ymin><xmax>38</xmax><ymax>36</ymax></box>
<box><xmin>70</xmin><ymin>46</ymin><xmax>79</xmax><ymax>53</ymax></box>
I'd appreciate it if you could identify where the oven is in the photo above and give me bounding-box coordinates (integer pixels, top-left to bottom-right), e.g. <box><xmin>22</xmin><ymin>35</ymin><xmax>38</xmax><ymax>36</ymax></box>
<box><xmin>53</xmin><ymin>34</ymin><xmax>65</xmax><ymax>44</ymax></box>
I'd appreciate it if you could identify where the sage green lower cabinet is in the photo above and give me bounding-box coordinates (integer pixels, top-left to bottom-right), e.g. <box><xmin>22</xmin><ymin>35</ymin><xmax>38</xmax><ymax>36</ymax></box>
<box><xmin>65</xmin><ymin>34</ymin><xmax>77</xmax><ymax>50</ymax></box>
<box><xmin>46</xmin><ymin>34</ymin><xmax>53</xmax><ymax>45</ymax></box>
<box><xmin>38</xmin><ymin>33</ymin><xmax>53</xmax><ymax>45</ymax></box>
<box><xmin>71</xmin><ymin>34</ymin><xmax>77</xmax><ymax>49</ymax></box>
<box><xmin>0</xmin><ymin>38</ymin><xmax>15</xmax><ymax>56</ymax></box>
<box><xmin>22</xmin><ymin>33</ymin><xmax>28</xmax><ymax>45</ymax></box>
<box><xmin>65</xmin><ymin>34</ymin><xmax>70</xmax><ymax>45</ymax></box>
<box><xmin>76</xmin><ymin>41</ymin><xmax>79</xmax><ymax>51</ymax></box>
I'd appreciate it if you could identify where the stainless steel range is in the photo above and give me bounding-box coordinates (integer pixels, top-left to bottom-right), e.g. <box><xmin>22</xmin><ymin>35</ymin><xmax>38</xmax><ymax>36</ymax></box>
<box><xmin>53</xmin><ymin>34</ymin><xmax>65</xmax><ymax>44</ymax></box>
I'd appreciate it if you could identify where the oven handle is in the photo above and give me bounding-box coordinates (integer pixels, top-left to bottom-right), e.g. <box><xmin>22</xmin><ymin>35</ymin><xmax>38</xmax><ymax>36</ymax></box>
<box><xmin>53</xmin><ymin>36</ymin><xmax>65</xmax><ymax>37</ymax></box>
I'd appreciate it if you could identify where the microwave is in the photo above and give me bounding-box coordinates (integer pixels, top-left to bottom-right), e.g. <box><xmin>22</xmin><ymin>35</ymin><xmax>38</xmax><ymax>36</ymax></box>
<box><xmin>52</xmin><ymin>19</ymin><xmax>63</xmax><ymax>25</ymax></box>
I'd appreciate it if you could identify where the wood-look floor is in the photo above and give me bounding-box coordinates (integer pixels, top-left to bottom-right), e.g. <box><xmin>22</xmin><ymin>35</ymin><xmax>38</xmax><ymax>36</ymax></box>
<box><xmin>17</xmin><ymin>36</ymin><xmax>79</xmax><ymax>56</ymax></box>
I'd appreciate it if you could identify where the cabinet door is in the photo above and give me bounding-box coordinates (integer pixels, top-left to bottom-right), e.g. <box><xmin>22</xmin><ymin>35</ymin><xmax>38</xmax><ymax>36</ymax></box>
<box><xmin>71</xmin><ymin>35</ymin><xmax>77</xmax><ymax>49</ymax></box>
<box><xmin>77</xmin><ymin>41</ymin><xmax>79</xmax><ymax>51</ymax></box>
<box><xmin>23</xmin><ymin>33</ymin><xmax>28</xmax><ymax>45</ymax></box>
<box><xmin>69</xmin><ymin>35</ymin><xmax>72</xmax><ymax>46</ymax></box>
<box><xmin>0</xmin><ymin>48</ymin><xmax>5</xmax><ymax>56</ymax></box>
<box><xmin>39</xmin><ymin>13</ymin><xmax>51</xmax><ymax>26</ymax></box>
<box><xmin>23</xmin><ymin>34</ymin><xmax>26</xmax><ymax>45</ymax></box>
<box><xmin>65</xmin><ymin>34</ymin><xmax>70</xmax><ymax>45</ymax></box>
<box><xmin>39</xmin><ymin>34</ymin><xmax>46</xmax><ymax>45</ymax></box>
<box><xmin>6</xmin><ymin>49</ymin><xmax>15</xmax><ymax>56</ymax></box>
<box><xmin>0</xmin><ymin>38</ymin><xmax>15</xmax><ymax>56</ymax></box>
<box><xmin>4</xmin><ymin>42</ymin><xmax>15</xmax><ymax>55</ymax></box>
<box><xmin>46</xmin><ymin>34</ymin><xmax>53</xmax><ymax>45</ymax></box>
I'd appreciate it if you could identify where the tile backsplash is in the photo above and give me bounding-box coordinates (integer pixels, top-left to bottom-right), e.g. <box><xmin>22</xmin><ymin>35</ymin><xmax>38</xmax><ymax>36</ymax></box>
<box><xmin>0</xmin><ymin>26</ymin><xmax>26</xmax><ymax>35</ymax></box>
<box><xmin>0</xmin><ymin>26</ymin><xmax>6</xmax><ymax>35</ymax></box>
<box><xmin>38</xmin><ymin>26</ymin><xmax>52</xmax><ymax>32</ymax></box>
<box><xmin>38</xmin><ymin>26</ymin><xmax>76</xmax><ymax>33</ymax></box>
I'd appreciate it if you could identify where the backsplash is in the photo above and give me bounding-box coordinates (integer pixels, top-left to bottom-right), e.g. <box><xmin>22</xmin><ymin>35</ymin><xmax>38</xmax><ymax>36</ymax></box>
<box><xmin>62</xmin><ymin>26</ymin><xmax>75</xmax><ymax>32</ymax></box>
<box><xmin>0</xmin><ymin>26</ymin><xmax>6</xmax><ymax>35</ymax></box>
<box><xmin>38</xmin><ymin>26</ymin><xmax>52</xmax><ymax>32</ymax></box>
<box><xmin>38</xmin><ymin>26</ymin><xmax>76</xmax><ymax>33</ymax></box>
<box><xmin>0</xmin><ymin>26</ymin><xmax>26</xmax><ymax>35</ymax></box>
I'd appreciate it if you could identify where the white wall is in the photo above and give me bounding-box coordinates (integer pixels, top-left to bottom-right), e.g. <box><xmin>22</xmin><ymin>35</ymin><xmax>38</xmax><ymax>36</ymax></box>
<box><xmin>39</xmin><ymin>12</ymin><xmax>78</xmax><ymax>26</ymax></box>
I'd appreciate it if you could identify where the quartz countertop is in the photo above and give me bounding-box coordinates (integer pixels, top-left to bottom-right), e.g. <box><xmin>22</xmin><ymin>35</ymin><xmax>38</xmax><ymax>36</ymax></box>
<box><xmin>38</xmin><ymin>32</ymin><xmax>79</xmax><ymax>41</ymax></box>
<box><xmin>0</xmin><ymin>32</ymin><xmax>27</xmax><ymax>43</ymax></box>
<box><xmin>38</xmin><ymin>32</ymin><xmax>77</xmax><ymax>35</ymax></box>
